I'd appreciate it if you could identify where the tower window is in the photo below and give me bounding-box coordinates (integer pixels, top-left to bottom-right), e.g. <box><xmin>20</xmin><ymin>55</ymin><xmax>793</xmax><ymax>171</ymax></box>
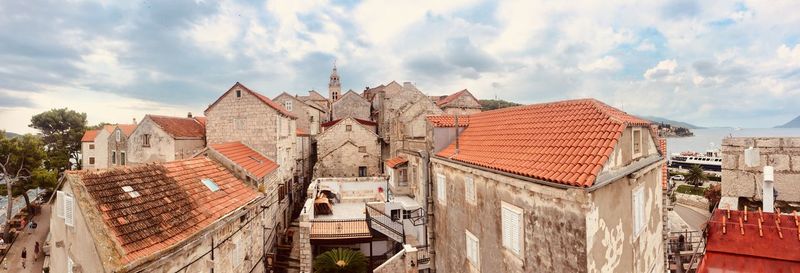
<box><xmin>236</xmin><ymin>90</ymin><xmax>242</xmax><ymax>98</ymax></box>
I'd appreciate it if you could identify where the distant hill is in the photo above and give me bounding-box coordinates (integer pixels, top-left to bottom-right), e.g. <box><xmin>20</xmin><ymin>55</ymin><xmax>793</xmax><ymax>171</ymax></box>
<box><xmin>641</xmin><ymin>116</ymin><xmax>705</xmax><ymax>129</ymax></box>
<box><xmin>3</xmin><ymin>131</ymin><xmax>20</xmax><ymax>138</ymax></box>
<box><xmin>776</xmin><ymin>115</ymin><xmax>800</xmax><ymax>128</ymax></box>
<box><xmin>480</xmin><ymin>99</ymin><xmax>521</xmax><ymax>111</ymax></box>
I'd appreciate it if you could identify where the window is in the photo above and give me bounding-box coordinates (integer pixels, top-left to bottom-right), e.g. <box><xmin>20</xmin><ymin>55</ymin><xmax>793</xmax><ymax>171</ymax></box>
<box><xmin>398</xmin><ymin>168</ymin><xmax>408</xmax><ymax>186</ymax></box>
<box><xmin>122</xmin><ymin>186</ymin><xmax>140</xmax><ymax>198</ymax></box>
<box><xmin>278</xmin><ymin>183</ymin><xmax>287</xmax><ymax>202</ymax></box>
<box><xmin>358</xmin><ymin>166</ymin><xmax>367</xmax><ymax>177</ymax></box>
<box><xmin>358</xmin><ymin>146</ymin><xmax>366</xmax><ymax>153</ymax></box>
<box><xmin>89</xmin><ymin>157</ymin><xmax>95</xmax><ymax>165</ymax></box>
<box><xmin>115</xmin><ymin>130</ymin><xmax>121</xmax><ymax>142</ymax></box>
<box><xmin>437</xmin><ymin>173</ymin><xmax>446</xmax><ymax>204</ymax></box>
<box><xmin>285</xmin><ymin>100</ymin><xmax>293</xmax><ymax>111</ymax></box>
<box><xmin>403</xmin><ymin>210</ymin><xmax>413</xmax><ymax>220</ymax></box>
<box><xmin>64</xmin><ymin>194</ymin><xmax>74</xmax><ymax>227</ymax></box>
<box><xmin>465</xmin><ymin>230</ymin><xmax>480</xmax><ymax>267</ymax></box>
<box><xmin>465</xmin><ymin>175</ymin><xmax>476</xmax><ymax>204</ymax></box>
<box><xmin>236</xmin><ymin>90</ymin><xmax>242</xmax><ymax>98</ymax></box>
<box><xmin>201</xmin><ymin>178</ymin><xmax>220</xmax><ymax>192</ymax></box>
<box><xmin>501</xmin><ymin>202</ymin><xmax>523</xmax><ymax>256</ymax></box>
<box><xmin>112</xmin><ymin>151</ymin><xmax>117</xmax><ymax>164</ymax></box>
<box><xmin>232</xmin><ymin>233</ymin><xmax>243</xmax><ymax>269</ymax></box>
<box><xmin>632</xmin><ymin>128</ymin><xmax>642</xmax><ymax>158</ymax></box>
<box><xmin>346</xmin><ymin>125</ymin><xmax>352</xmax><ymax>131</ymax></box>
<box><xmin>57</xmin><ymin>191</ymin><xmax>65</xmax><ymax>218</ymax></box>
<box><xmin>89</xmin><ymin>144</ymin><xmax>94</xmax><ymax>149</ymax></box>
<box><xmin>391</xmin><ymin>209</ymin><xmax>401</xmax><ymax>221</ymax></box>
<box><xmin>309</xmin><ymin>116</ymin><xmax>314</xmax><ymax>122</ymax></box>
<box><xmin>633</xmin><ymin>186</ymin><xmax>646</xmax><ymax>236</ymax></box>
<box><xmin>142</xmin><ymin>134</ymin><xmax>151</xmax><ymax>147</ymax></box>
<box><xmin>234</xmin><ymin>119</ymin><xmax>245</xmax><ymax>130</ymax></box>
<box><xmin>120</xmin><ymin>152</ymin><xmax>126</xmax><ymax>165</ymax></box>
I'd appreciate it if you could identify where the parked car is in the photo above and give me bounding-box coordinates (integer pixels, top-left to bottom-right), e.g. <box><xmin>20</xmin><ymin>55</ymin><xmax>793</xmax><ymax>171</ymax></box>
<box><xmin>671</xmin><ymin>175</ymin><xmax>685</xmax><ymax>181</ymax></box>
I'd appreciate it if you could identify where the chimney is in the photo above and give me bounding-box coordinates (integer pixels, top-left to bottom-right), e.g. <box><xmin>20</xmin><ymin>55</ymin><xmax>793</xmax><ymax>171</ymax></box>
<box><xmin>763</xmin><ymin>166</ymin><xmax>774</xmax><ymax>212</ymax></box>
<box><xmin>132</xmin><ymin>118</ymin><xmax>137</xmax><ymax>124</ymax></box>
<box><xmin>187</xmin><ymin>112</ymin><xmax>193</xmax><ymax>118</ymax></box>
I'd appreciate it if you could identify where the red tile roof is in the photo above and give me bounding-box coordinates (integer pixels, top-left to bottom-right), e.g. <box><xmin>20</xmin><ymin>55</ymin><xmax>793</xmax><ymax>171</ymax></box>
<box><xmin>72</xmin><ymin>157</ymin><xmax>260</xmax><ymax>263</ymax></box>
<box><xmin>385</xmin><ymin>156</ymin><xmax>408</xmax><ymax>168</ymax></box>
<box><xmin>209</xmin><ymin>142</ymin><xmax>278</xmax><ymax>179</ymax></box>
<box><xmin>148</xmin><ymin>115</ymin><xmax>206</xmax><ymax>139</ymax></box>
<box><xmin>426</xmin><ymin>115</ymin><xmax>470</xmax><ymax>127</ymax></box>
<box><xmin>321</xmin><ymin>118</ymin><xmax>377</xmax><ymax>128</ymax></box>
<box><xmin>435</xmin><ymin>89</ymin><xmax>475</xmax><ymax>107</ymax></box>
<box><xmin>205</xmin><ymin>82</ymin><xmax>297</xmax><ymax>119</ymax></box>
<box><xmin>436</xmin><ymin>99</ymin><xmax>652</xmax><ymax>187</ymax></box>
<box><xmin>193</xmin><ymin>116</ymin><xmax>207</xmax><ymax>126</ymax></box>
<box><xmin>81</xmin><ymin>129</ymin><xmax>100</xmax><ymax>142</ymax></box>
<box><xmin>296</xmin><ymin>128</ymin><xmax>310</xmax><ymax>136</ymax></box>
<box><xmin>697</xmin><ymin>209</ymin><xmax>800</xmax><ymax>272</ymax></box>
<box><xmin>117</xmin><ymin>124</ymin><xmax>137</xmax><ymax>136</ymax></box>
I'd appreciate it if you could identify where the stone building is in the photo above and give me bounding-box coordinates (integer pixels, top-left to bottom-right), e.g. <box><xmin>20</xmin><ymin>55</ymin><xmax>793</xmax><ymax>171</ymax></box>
<box><xmin>80</xmin><ymin>123</ymin><xmax>136</xmax><ymax>170</ymax></box>
<box><xmin>380</xmin><ymin>82</ymin><xmax>443</xmax><ymax>158</ymax></box>
<box><xmin>50</xmin><ymin>157</ymin><xmax>270</xmax><ymax>273</ymax></box>
<box><xmin>297</xmin><ymin>90</ymin><xmax>330</xmax><ymax>122</ymax></box>
<box><xmin>321</xmin><ymin>118</ymin><xmax>377</xmax><ymax>134</ymax></box>
<box><xmin>331</xmin><ymin>90</ymin><xmax>371</xmax><ymax>121</ymax></box>
<box><xmin>274</xmin><ymin>92</ymin><xmax>327</xmax><ymax>136</ymax></box>
<box><xmin>328</xmin><ymin>64</ymin><xmax>341</xmax><ymax>102</ymax></box>
<box><xmin>107</xmin><ymin>124</ymin><xmax>137</xmax><ymax>167</ymax></box>
<box><xmin>80</xmin><ymin>128</ymin><xmax>103</xmax><ymax>170</ymax></box>
<box><xmin>205</xmin><ymin>82</ymin><xmax>298</xmax><ymax>187</ymax></box>
<box><xmin>428</xmin><ymin>99</ymin><xmax>666</xmax><ymax>273</ymax></box>
<box><xmin>431</xmin><ymin>89</ymin><xmax>482</xmax><ymax>115</ymax></box>
<box><xmin>314</xmin><ymin>117</ymin><xmax>381</xmax><ymax>177</ymax></box>
<box><xmin>127</xmin><ymin>114</ymin><xmax>206</xmax><ymax>165</ymax></box>
<box><xmin>719</xmin><ymin>137</ymin><xmax>800</xmax><ymax>208</ymax></box>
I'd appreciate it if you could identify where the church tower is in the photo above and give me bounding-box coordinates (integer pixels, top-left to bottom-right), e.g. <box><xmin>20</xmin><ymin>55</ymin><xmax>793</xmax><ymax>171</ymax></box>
<box><xmin>329</xmin><ymin>63</ymin><xmax>341</xmax><ymax>102</ymax></box>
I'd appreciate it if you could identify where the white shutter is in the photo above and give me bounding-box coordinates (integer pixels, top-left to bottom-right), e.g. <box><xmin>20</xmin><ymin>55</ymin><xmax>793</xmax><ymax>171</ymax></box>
<box><xmin>502</xmin><ymin>203</ymin><xmax>523</xmax><ymax>255</ymax></box>
<box><xmin>633</xmin><ymin>187</ymin><xmax>644</xmax><ymax>235</ymax></box>
<box><xmin>465</xmin><ymin>231</ymin><xmax>479</xmax><ymax>266</ymax></box>
<box><xmin>436</xmin><ymin>174</ymin><xmax>446</xmax><ymax>204</ymax></box>
<box><xmin>67</xmin><ymin>256</ymin><xmax>74</xmax><ymax>273</ymax></box>
<box><xmin>57</xmin><ymin>191</ymin><xmax>65</xmax><ymax>218</ymax></box>
<box><xmin>64</xmin><ymin>195</ymin><xmax>74</xmax><ymax>227</ymax></box>
<box><xmin>465</xmin><ymin>176</ymin><xmax>475</xmax><ymax>204</ymax></box>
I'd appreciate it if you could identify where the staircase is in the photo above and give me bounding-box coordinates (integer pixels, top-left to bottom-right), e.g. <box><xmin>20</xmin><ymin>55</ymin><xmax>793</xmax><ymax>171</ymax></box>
<box><xmin>365</xmin><ymin>204</ymin><xmax>406</xmax><ymax>243</ymax></box>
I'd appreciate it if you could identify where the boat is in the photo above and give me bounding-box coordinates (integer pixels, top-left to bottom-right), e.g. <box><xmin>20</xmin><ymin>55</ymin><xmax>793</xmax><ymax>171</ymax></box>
<box><xmin>668</xmin><ymin>150</ymin><xmax>722</xmax><ymax>172</ymax></box>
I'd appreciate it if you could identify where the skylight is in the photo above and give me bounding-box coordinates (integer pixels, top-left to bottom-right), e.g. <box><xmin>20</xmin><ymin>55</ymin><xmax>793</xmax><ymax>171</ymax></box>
<box><xmin>201</xmin><ymin>178</ymin><xmax>220</xmax><ymax>192</ymax></box>
<box><xmin>121</xmin><ymin>186</ymin><xmax>140</xmax><ymax>198</ymax></box>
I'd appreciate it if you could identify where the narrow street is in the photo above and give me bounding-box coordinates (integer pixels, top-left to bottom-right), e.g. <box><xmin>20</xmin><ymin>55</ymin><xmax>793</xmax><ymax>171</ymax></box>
<box><xmin>673</xmin><ymin>204</ymin><xmax>711</xmax><ymax>231</ymax></box>
<box><xmin>1</xmin><ymin>204</ymin><xmax>51</xmax><ymax>273</ymax></box>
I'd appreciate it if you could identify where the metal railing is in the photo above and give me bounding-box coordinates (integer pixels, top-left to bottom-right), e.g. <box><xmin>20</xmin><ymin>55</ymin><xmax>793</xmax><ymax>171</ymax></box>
<box><xmin>365</xmin><ymin>203</ymin><xmax>405</xmax><ymax>243</ymax></box>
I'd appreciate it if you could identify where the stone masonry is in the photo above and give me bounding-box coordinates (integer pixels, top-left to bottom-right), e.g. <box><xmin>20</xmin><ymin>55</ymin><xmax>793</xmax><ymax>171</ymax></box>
<box><xmin>721</xmin><ymin>137</ymin><xmax>800</xmax><ymax>202</ymax></box>
<box><xmin>314</xmin><ymin>117</ymin><xmax>381</xmax><ymax>177</ymax></box>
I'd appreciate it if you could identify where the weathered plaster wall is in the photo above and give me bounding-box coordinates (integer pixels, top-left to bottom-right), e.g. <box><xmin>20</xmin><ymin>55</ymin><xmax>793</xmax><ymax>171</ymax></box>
<box><xmin>431</xmin><ymin>158</ymin><xmax>589</xmax><ymax>273</ymax></box>
<box><xmin>174</xmin><ymin>139</ymin><xmax>206</xmax><ymax>160</ymax></box>
<box><xmin>106</xmin><ymin>127</ymin><xmax>130</xmax><ymax>167</ymax></box>
<box><xmin>721</xmin><ymin>137</ymin><xmax>800</xmax><ymax>202</ymax></box>
<box><xmin>49</xmin><ymin>182</ymin><xmax>108</xmax><ymax>273</ymax></box>
<box><xmin>127</xmin><ymin>118</ymin><xmax>177</xmax><ymax>164</ymax></box>
<box><xmin>93</xmin><ymin>129</ymin><xmax>110</xmax><ymax>169</ymax></box>
<box><xmin>80</xmin><ymin>142</ymin><xmax>96</xmax><ymax>170</ymax></box>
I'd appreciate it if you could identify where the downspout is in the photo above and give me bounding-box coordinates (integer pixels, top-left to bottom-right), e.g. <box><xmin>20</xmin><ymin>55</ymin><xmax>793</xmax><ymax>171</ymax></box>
<box><xmin>420</xmin><ymin>149</ymin><xmax>435</xmax><ymax>272</ymax></box>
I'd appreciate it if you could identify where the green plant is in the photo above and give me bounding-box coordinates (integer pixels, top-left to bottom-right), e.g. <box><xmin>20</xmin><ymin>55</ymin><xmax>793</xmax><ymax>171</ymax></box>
<box><xmin>704</xmin><ymin>184</ymin><xmax>722</xmax><ymax>212</ymax></box>
<box><xmin>685</xmin><ymin>165</ymin><xmax>707</xmax><ymax>189</ymax></box>
<box><xmin>313</xmin><ymin>248</ymin><xmax>368</xmax><ymax>273</ymax></box>
<box><xmin>675</xmin><ymin>185</ymin><xmax>706</xmax><ymax>196</ymax></box>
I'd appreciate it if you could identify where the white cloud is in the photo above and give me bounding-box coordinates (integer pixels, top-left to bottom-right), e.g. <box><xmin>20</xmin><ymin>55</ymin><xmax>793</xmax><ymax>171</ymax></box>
<box><xmin>579</xmin><ymin>56</ymin><xmax>622</xmax><ymax>72</ymax></box>
<box><xmin>644</xmin><ymin>59</ymin><xmax>678</xmax><ymax>80</ymax></box>
<box><xmin>777</xmin><ymin>44</ymin><xmax>800</xmax><ymax>66</ymax></box>
<box><xmin>636</xmin><ymin>40</ymin><xmax>656</xmax><ymax>51</ymax></box>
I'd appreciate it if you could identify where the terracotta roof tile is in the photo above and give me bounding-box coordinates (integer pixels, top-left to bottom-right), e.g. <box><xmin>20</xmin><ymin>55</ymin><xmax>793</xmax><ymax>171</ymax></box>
<box><xmin>117</xmin><ymin>124</ymin><xmax>137</xmax><ymax>136</ymax></box>
<box><xmin>310</xmin><ymin>220</ymin><xmax>371</xmax><ymax>239</ymax></box>
<box><xmin>321</xmin><ymin>118</ymin><xmax>377</xmax><ymax>128</ymax></box>
<box><xmin>296</xmin><ymin>128</ymin><xmax>309</xmax><ymax>136</ymax></box>
<box><xmin>72</xmin><ymin>157</ymin><xmax>260</xmax><ymax>263</ymax></box>
<box><xmin>436</xmin><ymin>98</ymin><xmax>651</xmax><ymax>187</ymax></box>
<box><xmin>385</xmin><ymin>156</ymin><xmax>408</xmax><ymax>168</ymax></box>
<box><xmin>209</xmin><ymin>142</ymin><xmax>278</xmax><ymax>180</ymax></box>
<box><xmin>148</xmin><ymin>115</ymin><xmax>206</xmax><ymax>139</ymax></box>
<box><xmin>426</xmin><ymin>115</ymin><xmax>470</xmax><ymax>127</ymax></box>
<box><xmin>81</xmin><ymin>129</ymin><xmax>100</xmax><ymax>142</ymax></box>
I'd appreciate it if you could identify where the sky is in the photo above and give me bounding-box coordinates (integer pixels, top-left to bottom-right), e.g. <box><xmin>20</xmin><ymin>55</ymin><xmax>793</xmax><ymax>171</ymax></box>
<box><xmin>1</xmin><ymin>0</ymin><xmax>800</xmax><ymax>133</ymax></box>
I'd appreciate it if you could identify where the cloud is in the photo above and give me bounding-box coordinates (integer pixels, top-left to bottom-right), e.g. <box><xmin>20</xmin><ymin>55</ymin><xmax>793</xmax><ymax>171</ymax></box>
<box><xmin>644</xmin><ymin>59</ymin><xmax>678</xmax><ymax>80</ymax></box>
<box><xmin>778</xmin><ymin>44</ymin><xmax>800</xmax><ymax>66</ymax></box>
<box><xmin>579</xmin><ymin>56</ymin><xmax>622</xmax><ymax>72</ymax></box>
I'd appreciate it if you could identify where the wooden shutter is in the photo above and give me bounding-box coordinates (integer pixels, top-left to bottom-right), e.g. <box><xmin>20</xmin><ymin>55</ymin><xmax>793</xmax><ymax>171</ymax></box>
<box><xmin>57</xmin><ymin>191</ymin><xmax>65</xmax><ymax>218</ymax></box>
<box><xmin>64</xmin><ymin>194</ymin><xmax>74</xmax><ymax>227</ymax></box>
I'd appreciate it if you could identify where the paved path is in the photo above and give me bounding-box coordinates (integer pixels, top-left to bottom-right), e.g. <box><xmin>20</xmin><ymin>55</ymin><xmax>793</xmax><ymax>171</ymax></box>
<box><xmin>673</xmin><ymin>204</ymin><xmax>711</xmax><ymax>231</ymax></box>
<box><xmin>0</xmin><ymin>204</ymin><xmax>51</xmax><ymax>273</ymax></box>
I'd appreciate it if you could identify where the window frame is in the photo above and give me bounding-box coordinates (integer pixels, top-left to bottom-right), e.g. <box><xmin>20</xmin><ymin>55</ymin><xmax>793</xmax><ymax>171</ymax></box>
<box><xmin>115</xmin><ymin>130</ymin><xmax>121</xmax><ymax>142</ymax></box>
<box><xmin>465</xmin><ymin>175</ymin><xmax>476</xmax><ymax>205</ymax></box>
<box><xmin>142</xmin><ymin>134</ymin><xmax>150</xmax><ymax>147</ymax></box>
<box><xmin>358</xmin><ymin>146</ymin><xmax>367</xmax><ymax>153</ymax></box>
<box><xmin>64</xmin><ymin>194</ymin><xmax>74</xmax><ymax>227</ymax></box>
<box><xmin>120</xmin><ymin>151</ymin><xmax>126</xmax><ymax>165</ymax></box>
<box><xmin>632</xmin><ymin>128</ymin><xmax>643</xmax><ymax>158</ymax></box>
<box><xmin>285</xmin><ymin>100</ymin><xmax>293</xmax><ymax>111</ymax></box>
<box><xmin>501</xmin><ymin>201</ymin><xmax>524</xmax><ymax>256</ymax></box>
<box><xmin>632</xmin><ymin>186</ymin><xmax>646</xmax><ymax>238</ymax></box>
<box><xmin>465</xmin><ymin>230</ymin><xmax>480</xmax><ymax>268</ymax></box>
<box><xmin>436</xmin><ymin>173</ymin><xmax>446</xmax><ymax>205</ymax></box>
<box><xmin>89</xmin><ymin>144</ymin><xmax>94</xmax><ymax>149</ymax></box>
<box><xmin>111</xmin><ymin>150</ymin><xmax>117</xmax><ymax>165</ymax></box>
<box><xmin>346</xmin><ymin>125</ymin><xmax>352</xmax><ymax>131</ymax></box>
<box><xmin>88</xmin><ymin>157</ymin><xmax>95</xmax><ymax>165</ymax></box>
<box><xmin>235</xmin><ymin>90</ymin><xmax>242</xmax><ymax>98</ymax></box>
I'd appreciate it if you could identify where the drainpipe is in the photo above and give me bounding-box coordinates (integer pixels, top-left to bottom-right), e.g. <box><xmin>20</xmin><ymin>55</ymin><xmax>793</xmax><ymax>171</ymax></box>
<box><xmin>454</xmin><ymin>114</ymin><xmax>460</xmax><ymax>155</ymax></box>
<box><xmin>419</xmin><ymin>149</ymin><xmax>435</xmax><ymax>272</ymax></box>
<box><xmin>763</xmin><ymin>166</ymin><xmax>774</xmax><ymax>212</ymax></box>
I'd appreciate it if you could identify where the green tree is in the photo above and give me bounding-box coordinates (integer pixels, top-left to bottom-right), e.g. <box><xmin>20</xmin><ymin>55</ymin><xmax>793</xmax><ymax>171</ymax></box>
<box><xmin>313</xmin><ymin>248</ymin><xmax>368</xmax><ymax>273</ymax></box>
<box><xmin>0</xmin><ymin>132</ymin><xmax>49</xmax><ymax>240</ymax></box>
<box><xmin>686</xmin><ymin>165</ymin><xmax>707</xmax><ymax>189</ymax></box>
<box><xmin>87</xmin><ymin>122</ymin><xmax>111</xmax><ymax>130</ymax></box>
<box><xmin>704</xmin><ymin>184</ymin><xmax>722</xmax><ymax>212</ymax></box>
<box><xmin>29</xmin><ymin>108</ymin><xmax>87</xmax><ymax>171</ymax></box>
<box><xmin>479</xmin><ymin>99</ymin><xmax>521</xmax><ymax>111</ymax></box>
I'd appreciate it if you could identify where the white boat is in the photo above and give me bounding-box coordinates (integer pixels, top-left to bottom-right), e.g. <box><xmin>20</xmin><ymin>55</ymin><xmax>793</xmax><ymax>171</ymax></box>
<box><xmin>668</xmin><ymin>150</ymin><xmax>722</xmax><ymax>172</ymax></box>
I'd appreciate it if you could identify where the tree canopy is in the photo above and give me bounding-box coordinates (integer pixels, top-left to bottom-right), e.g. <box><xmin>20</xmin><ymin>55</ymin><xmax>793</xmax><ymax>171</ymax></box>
<box><xmin>313</xmin><ymin>248</ymin><xmax>368</xmax><ymax>273</ymax></box>
<box><xmin>686</xmin><ymin>165</ymin><xmax>707</xmax><ymax>188</ymax></box>
<box><xmin>0</xmin><ymin>131</ymin><xmax>52</xmax><ymax>238</ymax></box>
<box><xmin>29</xmin><ymin>108</ymin><xmax>87</xmax><ymax>171</ymax></box>
<box><xmin>479</xmin><ymin>99</ymin><xmax>521</xmax><ymax>111</ymax></box>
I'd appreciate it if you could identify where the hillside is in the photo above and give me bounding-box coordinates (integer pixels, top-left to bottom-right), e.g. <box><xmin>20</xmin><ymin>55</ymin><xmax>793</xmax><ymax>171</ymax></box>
<box><xmin>641</xmin><ymin>116</ymin><xmax>705</xmax><ymax>129</ymax></box>
<box><xmin>3</xmin><ymin>131</ymin><xmax>20</xmax><ymax>138</ymax></box>
<box><xmin>479</xmin><ymin>99</ymin><xmax>521</xmax><ymax>111</ymax></box>
<box><xmin>776</xmin><ymin>115</ymin><xmax>800</xmax><ymax>128</ymax></box>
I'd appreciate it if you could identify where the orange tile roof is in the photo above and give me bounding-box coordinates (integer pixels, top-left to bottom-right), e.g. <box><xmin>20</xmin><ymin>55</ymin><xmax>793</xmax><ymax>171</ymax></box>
<box><xmin>426</xmin><ymin>115</ymin><xmax>470</xmax><ymax>127</ymax></box>
<box><xmin>193</xmin><ymin>116</ymin><xmax>207</xmax><ymax>126</ymax></box>
<box><xmin>385</xmin><ymin>156</ymin><xmax>408</xmax><ymax>168</ymax></box>
<box><xmin>81</xmin><ymin>129</ymin><xmax>100</xmax><ymax>142</ymax></box>
<box><xmin>435</xmin><ymin>89</ymin><xmax>474</xmax><ymax>107</ymax></box>
<box><xmin>72</xmin><ymin>157</ymin><xmax>260</xmax><ymax>263</ymax></box>
<box><xmin>209</xmin><ymin>141</ymin><xmax>278</xmax><ymax>179</ymax></box>
<box><xmin>148</xmin><ymin>115</ymin><xmax>206</xmax><ymax>139</ymax></box>
<box><xmin>117</xmin><ymin>124</ymin><xmax>137</xmax><ymax>136</ymax></box>
<box><xmin>310</xmin><ymin>220</ymin><xmax>371</xmax><ymax>239</ymax></box>
<box><xmin>296</xmin><ymin>128</ymin><xmax>310</xmax><ymax>136</ymax></box>
<box><xmin>697</xmin><ymin>209</ymin><xmax>800</xmax><ymax>272</ymax></box>
<box><xmin>205</xmin><ymin>82</ymin><xmax>297</xmax><ymax>119</ymax></box>
<box><xmin>436</xmin><ymin>98</ymin><xmax>652</xmax><ymax>187</ymax></box>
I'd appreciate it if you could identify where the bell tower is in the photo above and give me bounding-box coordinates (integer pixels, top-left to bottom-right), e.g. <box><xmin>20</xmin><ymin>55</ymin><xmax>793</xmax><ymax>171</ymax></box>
<box><xmin>329</xmin><ymin>62</ymin><xmax>341</xmax><ymax>102</ymax></box>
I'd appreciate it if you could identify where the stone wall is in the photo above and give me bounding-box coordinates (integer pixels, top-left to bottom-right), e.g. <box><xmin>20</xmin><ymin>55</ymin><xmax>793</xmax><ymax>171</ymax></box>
<box><xmin>374</xmin><ymin>245</ymin><xmax>419</xmax><ymax>273</ymax></box>
<box><xmin>721</xmin><ymin>137</ymin><xmax>800</xmax><ymax>202</ymax></box>
<box><xmin>332</xmin><ymin>91</ymin><xmax>370</xmax><ymax>121</ymax></box>
<box><xmin>81</xmin><ymin>141</ymin><xmax>97</xmax><ymax>170</ymax></box>
<box><xmin>106</xmin><ymin>127</ymin><xmax>130</xmax><ymax>167</ymax></box>
<box><xmin>127</xmin><ymin>118</ymin><xmax>176</xmax><ymax>164</ymax></box>
<box><xmin>675</xmin><ymin>192</ymin><xmax>709</xmax><ymax>210</ymax></box>
<box><xmin>314</xmin><ymin>118</ymin><xmax>381</xmax><ymax>177</ymax></box>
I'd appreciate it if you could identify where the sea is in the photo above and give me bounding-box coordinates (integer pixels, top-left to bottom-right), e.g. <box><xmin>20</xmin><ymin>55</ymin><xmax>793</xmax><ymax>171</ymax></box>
<box><xmin>667</xmin><ymin>128</ymin><xmax>800</xmax><ymax>155</ymax></box>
